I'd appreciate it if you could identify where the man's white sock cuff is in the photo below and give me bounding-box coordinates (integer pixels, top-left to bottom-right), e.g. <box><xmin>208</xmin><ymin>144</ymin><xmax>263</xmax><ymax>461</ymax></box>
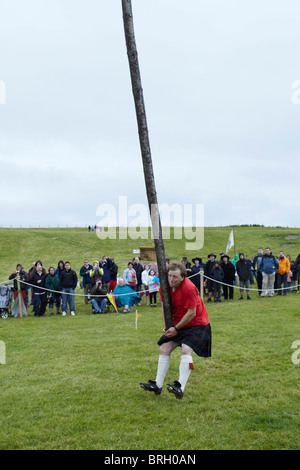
<box><xmin>159</xmin><ymin>355</ymin><xmax>171</xmax><ymax>364</ymax></box>
<box><xmin>180</xmin><ymin>355</ymin><xmax>193</xmax><ymax>364</ymax></box>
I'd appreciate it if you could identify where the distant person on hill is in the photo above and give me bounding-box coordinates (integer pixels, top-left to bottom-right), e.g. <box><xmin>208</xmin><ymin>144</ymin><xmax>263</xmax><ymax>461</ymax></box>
<box><xmin>60</xmin><ymin>261</ymin><xmax>78</xmax><ymax>316</ymax></box>
<box><xmin>276</xmin><ymin>251</ymin><xmax>290</xmax><ymax>296</ymax></box>
<box><xmin>236</xmin><ymin>253</ymin><xmax>251</xmax><ymax>300</ymax></box>
<box><xmin>260</xmin><ymin>248</ymin><xmax>279</xmax><ymax>297</ymax></box>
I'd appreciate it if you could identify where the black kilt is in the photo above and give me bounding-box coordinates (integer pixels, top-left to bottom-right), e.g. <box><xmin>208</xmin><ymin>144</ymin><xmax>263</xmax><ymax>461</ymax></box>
<box><xmin>157</xmin><ymin>323</ymin><xmax>212</xmax><ymax>358</ymax></box>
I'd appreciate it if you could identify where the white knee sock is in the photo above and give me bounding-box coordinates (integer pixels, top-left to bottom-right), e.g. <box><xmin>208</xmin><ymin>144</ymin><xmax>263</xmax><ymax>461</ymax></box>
<box><xmin>155</xmin><ymin>355</ymin><xmax>171</xmax><ymax>388</ymax></box>
<box><xmin>179</xmin><ymin>355</ymin><xmax>193</xmax><ymax>391</ymax></box>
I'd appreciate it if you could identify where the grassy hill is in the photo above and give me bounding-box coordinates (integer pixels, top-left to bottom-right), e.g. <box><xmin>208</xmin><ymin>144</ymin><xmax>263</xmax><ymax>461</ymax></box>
<box><xmin>1</xmin><ymin>226</ymin><xmax>300</xmax><ymax>277</ymax></box>
<box><xmin>0</xmin><ymin>227</ymin><xmax>299</xmax><ymax>450</ymax></box>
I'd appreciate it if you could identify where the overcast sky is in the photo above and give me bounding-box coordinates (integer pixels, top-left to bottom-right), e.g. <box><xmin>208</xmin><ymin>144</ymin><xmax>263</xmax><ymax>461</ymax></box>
<box><xmin>0</xmin><ymin>0</ymin><xmax>299</xmax><ymax>228</ymax></box>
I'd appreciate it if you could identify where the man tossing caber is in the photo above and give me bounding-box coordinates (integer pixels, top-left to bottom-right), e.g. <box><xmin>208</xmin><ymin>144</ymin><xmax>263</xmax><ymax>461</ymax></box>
<box><xmin>140</xmin><ymin>262</ymin><xmax>212</xmax><ymax>399</ymax></box>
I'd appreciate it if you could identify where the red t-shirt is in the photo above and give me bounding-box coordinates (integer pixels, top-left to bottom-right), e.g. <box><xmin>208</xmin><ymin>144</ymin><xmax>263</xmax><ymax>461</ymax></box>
<box><xmin>161</xmin><ymin>278</ymin><xmax>209</xmax><ymax>328</ymax></box>
<box><xmin>128</xmin><ymin>270</ymin><xmax>136</xmax><ymax>287</ymax></box>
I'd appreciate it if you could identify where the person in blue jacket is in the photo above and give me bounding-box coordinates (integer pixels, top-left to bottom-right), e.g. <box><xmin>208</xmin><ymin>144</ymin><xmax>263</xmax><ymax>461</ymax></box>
<box><xmin>260</xmin><ymin>248</ymin><xmax>279</xmax><ymax>297</ymax></box>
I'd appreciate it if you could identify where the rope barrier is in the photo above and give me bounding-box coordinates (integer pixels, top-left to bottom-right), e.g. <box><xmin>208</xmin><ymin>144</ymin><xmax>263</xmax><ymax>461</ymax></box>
<box><xmin>0</xmin><ymin>278</ymin><xmax>145</xmax><ymax>298</ymax></box>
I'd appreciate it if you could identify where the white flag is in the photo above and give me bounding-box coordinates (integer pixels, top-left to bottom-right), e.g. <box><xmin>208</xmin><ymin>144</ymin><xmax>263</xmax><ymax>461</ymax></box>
<box><xmin>226</xmin><ymin>229</ymin><xmax>234</xmax><ymax>254</ymax></box>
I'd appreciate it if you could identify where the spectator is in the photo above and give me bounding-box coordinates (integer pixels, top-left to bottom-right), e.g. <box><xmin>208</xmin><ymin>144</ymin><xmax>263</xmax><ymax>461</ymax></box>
<box><xmin>276</xmin><ymin>251</ymin><xmax>290</xmax><ymax>296</ymax></box>
<box><xmin>90</xmin><ymin>261</ymin><xmax>104</xmax><ymax>286</ymax></box>
<box><xmin>148</xmin><ymin>267</ymin><xmax>160</xmax><ymax>307</ymax></box>
<box><xmin>132</xmin><ymin>256</ymin><xmax>144</xmax><ymax>299</ymax></box>
<box><xmin>9</xmin><ymin>264</ymin><xmax>29</xmax><ymax>308</ymax></box>
<box><xmin>45</xmin><ymin>267</ymin><xmax>61</xmax><ymax>315</ymax></box>
<box><xmin>181</xmin><ymin>257</ymin><xmax>192</xmax><ymax>278</ymax></box>
<box><xmin>90</xmin><ymin>279</ymin><xmax>108</xmax><ymax>313</ymax></box>
<box><xmin>113</xmin><ymin>278</ymin><xmax>140</xmax><ymax>313</ymax></box>
<box><xmin>60</xmin><ymin>261</ymin><xmax>77</xmax><ymax>316</ymax></box>
<box><xmin>28</xmin><ymin>261</ymin><xmax>36</xmax><ymax>306</ymax></box>
<box><xmin>109</xmin><ymin>258</ymin><xmax>118</xmax><ymax>292</ymax></box>
<box><xmin>260</xmin><ymin>248</ymin><xmax>279</xmax><ymax>297</ymax></box>
<box><xmin>55</xmin><ymin>260</ymin><xmax>65</xmax><ymax>278</ymax></box>
<box><xmin>231</xmin><ymin>254</ymin><xmax>239</xmax><ymax>285</ymax></box>
<box><xmin>220</xmin><ymin>255</ymin><xmax>235</xmax><ymax>300</ymax></box>
<box><xmin>290</xmin><ymin>260</ymin><xmax>298</xmax><ymax>291</ymax></box>
<box><xmin>245</xmin><ymin>255</ymin><xmax>254</xmax><ymax>284</ymax></box>
<box><xmin>210</xmin><ymin>262</ymin><xmax>224</xmax><ymax>302</ymax></box>
<box><xmin>99</xmin><ymin>255</ymin><xmax>113</xmax><ymax>292</ymax></box>
<box><xmin>205</xmin><ymin>253</ymin><xmax>217</xmax><ymax>302</ymax></box>
<box><xmin>31</xmin><ymin>261</ymin><xmax>47</xmax><ymax>317</ymax></box>
<box><xmin>190</xmin><ymin>257</ymin><xmax>205</xmax><ymax>293</ymax></box>
<box><xmin>80</xmin><ymin>259</ymin><xmax>93</xmax><ymax>304</ymax></box>
<box><xmin>296</xmin><ymin>254</ymin><xmax>300</xmax><ymax>292</ymax></box>
<box><xmin>253</xmin><ymin>248</ymin><xmax>264</xmax><ymax>296</ymax></box>
<box><xmin>142</xmin><ymin>264</ymin><xmax>150</xmax><ymax>306</ymax></box>
<box><xmin>236</xmin><ymin>253</ymin><xmax>251</xmax><ymax>300</ymax></box>
<box><xmin>123</xmin><ymin>262</ymin><xmax>137</xmax><ymax>290</ymax></box>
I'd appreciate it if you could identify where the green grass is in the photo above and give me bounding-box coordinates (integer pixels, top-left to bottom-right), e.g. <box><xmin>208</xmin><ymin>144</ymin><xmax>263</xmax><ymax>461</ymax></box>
<box><xmin>0</xmin><ymin>227</ymin><xmax>299</xmax><ymax>450</ymax></box>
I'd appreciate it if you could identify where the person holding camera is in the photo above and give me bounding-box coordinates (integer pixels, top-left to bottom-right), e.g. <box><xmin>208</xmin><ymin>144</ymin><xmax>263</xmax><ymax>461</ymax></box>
<box><xmin>90</xmin><ymin>279</ymin><xmax>108</xmax><ymax>314</ymax></box>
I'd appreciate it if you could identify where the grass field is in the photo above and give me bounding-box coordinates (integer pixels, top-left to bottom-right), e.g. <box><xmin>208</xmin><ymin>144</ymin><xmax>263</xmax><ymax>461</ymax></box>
<box><xmin>0</xmin><ymin>227</ymin><xmax>299</xmax><ymax>450</ymax></box>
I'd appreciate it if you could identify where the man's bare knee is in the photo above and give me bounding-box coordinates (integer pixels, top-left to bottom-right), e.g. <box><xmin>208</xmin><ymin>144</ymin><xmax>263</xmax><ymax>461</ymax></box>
<box><xmin>160</xmin><ymin>342</ymin><xmax>178</xmax><ymax>356</ymax></box>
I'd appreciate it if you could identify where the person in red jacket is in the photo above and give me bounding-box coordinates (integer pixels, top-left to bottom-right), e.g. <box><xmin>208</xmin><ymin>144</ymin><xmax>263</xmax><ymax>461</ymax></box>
<box><xmin>140</xmin><ymin>262</ymin><xmax>211</xmax><ymax>399</ymax></box>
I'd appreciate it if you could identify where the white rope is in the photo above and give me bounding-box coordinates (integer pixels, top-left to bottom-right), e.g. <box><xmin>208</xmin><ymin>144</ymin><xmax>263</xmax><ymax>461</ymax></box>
<box><xmin>0</xmin><ymin>278</ymin><xmax>145</xmax><ymax>298</ymax></box>
<box><xmin>1</xmin><ymin>273</ymin><xmax>299</xmax><ymax>296</ymax></box>
<box><xmin>198</xmin><ymin>271</ymin><xmax>300</xmax><ymax>292</ymax></box>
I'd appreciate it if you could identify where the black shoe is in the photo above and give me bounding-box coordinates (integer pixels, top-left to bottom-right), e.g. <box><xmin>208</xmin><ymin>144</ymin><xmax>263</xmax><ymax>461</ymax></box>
<box><xmin>206</xmin><ymin>298</ymin><xmax>211</xmax><ymax>302</ymax></box>
<box><xmin>238</xmin><ymin>296</ymin><xmax>243</xmax><ymax>300</ymax></box>
<box><xmin>139</xmin><ymin>380</ymin><xmax>162</xmax><ymax>395</ymax></box>
<box><xmin>166</xmin><ymin>381</ymin><xmax>184</xmax><ymax>399</ymax></box>
<box><xmin>247</xmin><ymin>295</ymin><xmax>251</xmax><ymax>300</ymax></box>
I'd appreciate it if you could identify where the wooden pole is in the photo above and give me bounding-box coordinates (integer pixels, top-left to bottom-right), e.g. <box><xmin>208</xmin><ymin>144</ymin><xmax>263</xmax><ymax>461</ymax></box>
<box><xmin>121</xmin><ymin>0</ymin><xmax>173</xmax><ymax>329</ymax></box>
<box><xmin>200</xmin><ymin>268</ymin><xmax>204</xmax><ymax>299</ymax></box>
<box><xmin>16</xmin><ymin>273</ymin><xmax>23</xmax><ymax>318</ymax></box>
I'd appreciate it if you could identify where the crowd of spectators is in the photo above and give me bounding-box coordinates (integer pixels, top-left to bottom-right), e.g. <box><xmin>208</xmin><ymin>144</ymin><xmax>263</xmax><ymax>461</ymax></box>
<box><xmin>6</xmin><ymin>248</ymin><xmax>300</xmax><ymax>316</ymax></box>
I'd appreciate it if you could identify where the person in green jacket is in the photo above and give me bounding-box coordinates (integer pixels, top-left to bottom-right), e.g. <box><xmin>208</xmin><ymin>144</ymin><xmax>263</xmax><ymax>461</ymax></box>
<box><xmin>45</xmin><ymin>267</ymin><xmax>61</xmax><ymax>315</ymax></box>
